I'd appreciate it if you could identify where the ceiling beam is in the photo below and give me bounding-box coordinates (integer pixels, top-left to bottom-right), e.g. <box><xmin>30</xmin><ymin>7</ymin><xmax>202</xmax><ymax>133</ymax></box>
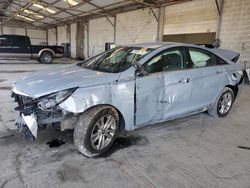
<box><xmin>1</xmin><ymin>2</ymin><xmax>32</xmax><ymax>25</ymax></box>
<box><xmin>1</xmin><ymin>0</ymin><xmax>191</xmax><ymax>29</ymax></box>
<box><xmin>130</xmin><ymin>0</ymin><xmax>160</xmax><ymax>8</ymax></box>
<box><xmin>82</xmin><ymin>0</ymin><xmax>115</xmax><ymax>17</ymax></box>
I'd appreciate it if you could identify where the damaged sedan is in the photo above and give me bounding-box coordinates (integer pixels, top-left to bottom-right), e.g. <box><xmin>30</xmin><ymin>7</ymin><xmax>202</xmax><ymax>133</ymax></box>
<box><xmin>11</xmin><ymin>42</ymin><xmax>243</xmax><ymax>157</ymax></box>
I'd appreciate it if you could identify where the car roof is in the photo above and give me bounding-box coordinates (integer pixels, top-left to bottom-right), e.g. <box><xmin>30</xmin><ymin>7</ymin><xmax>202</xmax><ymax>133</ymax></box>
<box><xmin>123</xmin><ymin>42</ymin><xmax>183</xmax><ymax>49</ymax></box>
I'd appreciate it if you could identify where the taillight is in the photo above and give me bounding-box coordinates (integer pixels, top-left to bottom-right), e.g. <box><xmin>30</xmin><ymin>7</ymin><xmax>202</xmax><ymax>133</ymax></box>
<box><xmin>57</xmin><ymin>48</ymin><xmax>63</xmax><ymax>54</ymax></box>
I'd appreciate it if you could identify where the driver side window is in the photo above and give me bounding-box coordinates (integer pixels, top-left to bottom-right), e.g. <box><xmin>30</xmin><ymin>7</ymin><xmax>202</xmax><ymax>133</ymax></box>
<box><xmin>144</xmin><ymin>48</ymin><xmax>185</xmax><ymax>74</ymax></box>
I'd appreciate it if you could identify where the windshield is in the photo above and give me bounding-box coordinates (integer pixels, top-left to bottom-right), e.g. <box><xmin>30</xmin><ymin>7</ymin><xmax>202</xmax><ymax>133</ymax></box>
<box><xmin>77</xmin><ymin>47</ymin><xmax>153</xmax><ymax>73</ymax></box>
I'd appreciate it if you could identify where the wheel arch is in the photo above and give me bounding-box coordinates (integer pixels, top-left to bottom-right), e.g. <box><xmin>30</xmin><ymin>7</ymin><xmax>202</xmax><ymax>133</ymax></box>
<box><xmin>38</xmin><ymin>48</ymin><xmax>55</xmax><ymax>58</ymax></box>
<box><xmin>225</xmin><ymin>84</ymin><xmax>238</xmax><ymax>99</ymax></box>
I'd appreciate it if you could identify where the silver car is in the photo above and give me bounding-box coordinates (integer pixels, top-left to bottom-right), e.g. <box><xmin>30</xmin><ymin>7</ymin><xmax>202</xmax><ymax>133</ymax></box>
<box><xmin>11</xmin><ymin>42</ymin><xmax>243</xmax><ymax>157</ymax></box>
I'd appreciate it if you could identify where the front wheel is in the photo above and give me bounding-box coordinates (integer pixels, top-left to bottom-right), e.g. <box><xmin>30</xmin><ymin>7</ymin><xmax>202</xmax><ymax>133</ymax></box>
<box><xmin>74</xmin><ymin>106</ymin><xmax>119</xmax><ymax>157</ymax></box>
<box><xmin>208</xmin><ymin>87</ymin><xmax>234</xmax><ymax>117</ymax></box>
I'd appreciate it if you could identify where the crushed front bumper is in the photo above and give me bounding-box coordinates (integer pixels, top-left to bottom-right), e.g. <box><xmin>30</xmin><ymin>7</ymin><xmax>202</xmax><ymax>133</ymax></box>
<box><xmin>11</xmin><ymin>91</ymin><xmax>64</xmax><ymax>139</ymax></box>
<box><xmin>15</xmin><ymin>114</ymin><xmax>37</xmax><ymax>140</ymax></box>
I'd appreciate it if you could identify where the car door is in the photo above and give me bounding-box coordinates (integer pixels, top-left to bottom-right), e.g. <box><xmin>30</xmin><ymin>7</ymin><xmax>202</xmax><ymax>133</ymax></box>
<box><xmin>0</xmin><ymin>35</ymin><xmax>14</xmax><ymax>58</ymax></box>
<box><xmin>135</xmin><ymin>47</ymin><xmax>193</xmax><ymax>127</ymax></box>
<box><xmin>186</xmin><ymin>47</ymin><xmax>228</xmax><ymax>110</ymax></box>
<box><xmin>11</xmin><ymin>36</ymin><xmax>31</xmax><ymax>58</ymax></box>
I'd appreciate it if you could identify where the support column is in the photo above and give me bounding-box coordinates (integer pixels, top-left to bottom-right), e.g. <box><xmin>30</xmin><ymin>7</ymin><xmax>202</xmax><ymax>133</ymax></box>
<box><xmin>87</xmin><ymin>21</ymin><xmax>90</xmax><ymax>58</ymax></box>
<box><xmin>215</xmin><ymin>0</ymin><xmax>224</xmax><ymax>47</ymax></box>
<box><xmin>114</xmin><ymin>15</ymin><xmax>117</xmax><ymax>44</ymax></box>
<box><xmin>157</xmin><ymin>7</ymin><xmax>165</xmax><ymax>42</ymax></box>
<box><xmin>46</xmin><ymin>29</ymin><xmax>48</xmax><ymax>45</ymax></box>
<box><xmin>0</xmin><ymin>25</ymin><xmax>3</xmax><ymax>34</ymax></box>
<box><xmin>25</xmin><ymin>28</ymin><xmax>28</xmax><ymax>36</ymax></box>
<box><xmin>55</xmin><ymin>27</ymin><xmax>58</xmax><ymax>45</ymax></box>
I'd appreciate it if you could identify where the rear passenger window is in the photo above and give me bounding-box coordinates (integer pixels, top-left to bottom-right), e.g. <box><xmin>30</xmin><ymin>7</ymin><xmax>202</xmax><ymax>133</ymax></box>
<box><xmin>216</xmin><ymin>57</ymin><xmax>228</xmax><ymax>65</ymax></box>
<box><xmin>0</xmin><ymin>37</ymin><xmax>11</xmax><ymax>47</ymax></box>
<box><xmin>13</xmin><ymin>36</ymin><xmax>29</xmax><ymax>47</ymax></box>
<box><xmin>188</xmin><ymin>48</ymin><xmax>216</xmax><ymax>68</ymax></box>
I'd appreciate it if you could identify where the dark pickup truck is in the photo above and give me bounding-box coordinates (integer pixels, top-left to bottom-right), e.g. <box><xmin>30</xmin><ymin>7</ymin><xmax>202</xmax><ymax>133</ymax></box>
<box><xmin>0</xmin><ymin>35</ymin><xmax>63</xmax><ymax>64</ymax></box>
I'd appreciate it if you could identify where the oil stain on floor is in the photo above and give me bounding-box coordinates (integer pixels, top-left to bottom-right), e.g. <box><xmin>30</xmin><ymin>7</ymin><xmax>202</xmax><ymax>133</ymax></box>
<box><xmin>47</xmin><ymin>139</ymin><xmax>66</xmax><ymax>148</ymax></box>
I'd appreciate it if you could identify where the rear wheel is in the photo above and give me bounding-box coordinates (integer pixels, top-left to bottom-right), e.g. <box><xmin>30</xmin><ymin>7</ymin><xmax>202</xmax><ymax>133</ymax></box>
<box><xmin>39</xmin><ymin>51</ymin><xmax>53</xmax><ymax>64</ymax></box>
<box><xmin>74</xmin><ymin>106</ymin><xmax>119</xmax><ymax>157</ymax></box>
<box><xmin>208</xmin><ymin>87</ymin><xmax>234</xmax><ymax>117</ymax></box>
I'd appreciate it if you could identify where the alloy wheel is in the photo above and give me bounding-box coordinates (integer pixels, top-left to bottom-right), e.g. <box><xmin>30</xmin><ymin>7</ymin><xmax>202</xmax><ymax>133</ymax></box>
<box><xmin>218</xmin><ymin>92</ymin><xmax>233</xmax><ymax>115</ymax></box>
<box><xmin>90</xmin><ymin>115</ymin><xmax>116</xmax><ymax>150</ymax></box>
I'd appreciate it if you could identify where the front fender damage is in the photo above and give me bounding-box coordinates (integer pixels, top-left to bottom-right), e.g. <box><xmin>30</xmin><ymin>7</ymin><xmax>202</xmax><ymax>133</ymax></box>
<box><xmin>12</xmin><ymin>78</ymin><xmax>135</xmax><ymax>140</ymax></box>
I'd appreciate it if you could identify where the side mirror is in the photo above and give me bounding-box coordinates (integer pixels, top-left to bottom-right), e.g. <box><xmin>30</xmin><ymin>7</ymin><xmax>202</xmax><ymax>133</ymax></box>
<box><xmin>136</xmin><ymin>67</ymin><xmax>148</xmax><ymax>77</ymax></box>
<box><xmin>133</xmin><ymin>61</ymin><xmax>148</xmax><ymax>77</ymax></box>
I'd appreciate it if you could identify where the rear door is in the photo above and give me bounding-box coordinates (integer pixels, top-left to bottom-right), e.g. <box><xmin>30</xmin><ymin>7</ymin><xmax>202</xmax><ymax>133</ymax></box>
<box><xmin>186</xmin><ymin>47</ymin><xmax>228</xmax><ymax>110</ymax></box>
<box><xmin>12</xmin><ymin>36</ymin><xmax>31</xmax><ymax>58</ymax></box>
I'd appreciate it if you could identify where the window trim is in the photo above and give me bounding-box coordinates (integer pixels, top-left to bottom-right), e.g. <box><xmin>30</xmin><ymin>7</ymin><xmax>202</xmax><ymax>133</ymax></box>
<box><xmin>142</xmin><ymin>46</ymin><xmax>187</xmax><ymax>75</ymax></box>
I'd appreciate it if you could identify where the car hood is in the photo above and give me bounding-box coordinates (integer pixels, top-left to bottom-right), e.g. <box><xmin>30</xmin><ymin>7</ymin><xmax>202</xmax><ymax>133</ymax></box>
<box><xmin>13</xmin><ymin>64</ymin><xmax>120</xmax><ymax>98</ymax></box>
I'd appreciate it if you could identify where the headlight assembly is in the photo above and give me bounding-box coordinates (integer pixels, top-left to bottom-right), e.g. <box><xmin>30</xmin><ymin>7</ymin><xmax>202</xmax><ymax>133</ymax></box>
<box><xmin>37</xmin><ymin>88</ymin><xmax>77</xmax><ymax>111</ymax></box>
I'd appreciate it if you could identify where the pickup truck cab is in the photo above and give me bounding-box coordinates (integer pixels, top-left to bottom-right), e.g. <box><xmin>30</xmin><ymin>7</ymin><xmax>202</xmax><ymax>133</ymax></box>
<box><xmin>0</xmin><ymin>35</ymin><xmax>63</xmax><ymax>64</ymax></box>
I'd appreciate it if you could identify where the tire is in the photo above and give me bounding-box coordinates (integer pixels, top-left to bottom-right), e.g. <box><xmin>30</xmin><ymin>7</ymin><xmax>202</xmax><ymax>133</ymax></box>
<box><xmin>208</xmin><ymin>87</ymin><xmax>234</xmax><ymax>118</ymax></box>
<box><xmin>74</xmin><ymin>106</ymin><xmax>119</xmax><ymax>157</ymax></box>
<box><xmin>39</xmin><ymin>51</ymin><xmax>53</xmax><ymax>64</ymax></box>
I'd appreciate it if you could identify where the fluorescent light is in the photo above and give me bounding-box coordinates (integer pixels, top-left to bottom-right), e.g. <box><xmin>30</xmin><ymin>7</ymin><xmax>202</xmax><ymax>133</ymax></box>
<box><xmin>65</xmin><ymin>0</ymin><xmax>78</xmax><ymax>6</ymax></box>
<box><xmin>23</xmin><ymin>9</ymin><xmax>44</xmax><ymax>18</ymax></box>
<box><xmin>33</xmin><ymin>3</ymin><xmax>56</xmax><ymax>14</ymax></box>
<box><xmin>34</xmin><ymin>14</ymin><xmax>44</xmax><ymax>19</ymax></box>
<box><xmin>33</xmin><ymin>3</ymin><xmax>44</xmax><ymax>9</ymax></box>
<box><xmin>16</xmin><ymin>14</ymin><xmax>34</xmax><ymax>22</ymax></box>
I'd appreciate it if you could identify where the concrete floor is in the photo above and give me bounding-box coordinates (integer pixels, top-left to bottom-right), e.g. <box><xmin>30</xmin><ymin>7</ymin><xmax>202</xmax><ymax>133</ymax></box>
<box><xmin>0</xmin><ymin>61</ymin><xmax>250</xmax><ymax>188</ymax></box>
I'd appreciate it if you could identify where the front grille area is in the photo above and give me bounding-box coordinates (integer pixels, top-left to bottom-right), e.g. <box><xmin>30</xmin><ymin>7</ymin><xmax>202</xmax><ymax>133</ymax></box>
<box><xmin>11</xmin><ymin>92</ymin><xmax>37</xmax><ymax>115</ymax></box>
<box><xmin>11</xmin><ymin>92</ymin><xmax>64</xmax><ymax>125</ymax></box>
<box><xmin>12</xmin><ymin>92</ymin><xmax>34</xmax><ymax>105</ymax></box>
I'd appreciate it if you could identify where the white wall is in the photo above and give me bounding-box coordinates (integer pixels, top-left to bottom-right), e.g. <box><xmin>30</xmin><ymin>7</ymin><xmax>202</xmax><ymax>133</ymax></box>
<box><xmin>26</xmin><ymin>29</ymin><xmax>46</xmax><ymax>44</ymax></box>
<box><xmin>116</xmin><ymin>8</ymin><xmax>158</xmax><ymax>44</ymax></box>
<box><xmin>81</xmin><ymin>8</ymin><xmax>158</xmax><ymax>58</ymax></box>
<box><xmin>84</xmin><ymin>24</ymin><xmax>88</xmax><ymax>58</ymax></box>
<box><xmin>57</xmin><ymin>26</ymin><xmax>69</xmax><ymax>45</ymax></box>
<box><xmin>164</xmin><ymin>0</ymin><xmax>217</xmax><ymax>34</ymax></box>
<box><xmin>48</xmin><ymin>28</ymin><xmax>57</xmax><ymax>45</ymax></box>
<box><xmin>3</xmin><ymin>26</ymin><xmax>25</xmax><ymax>35</ymax></box>
<box><xmin>70</xmin><ymin>23</ymin><xmax>77</xmax><ymax>58</ymax></box>
<box><xmin>2</xmin><ymin>26</ymin><xmax>46</xmax><ymax>44</ymax></box>
<box><xmin>220</xmin><ymin>0</ymin><xmax>250</xmax><ymax>66</ymax></box>
<box><xmin>89</xmin><ymin>17</ymin><xmax>114</xmax><ymax>56</ymax></box>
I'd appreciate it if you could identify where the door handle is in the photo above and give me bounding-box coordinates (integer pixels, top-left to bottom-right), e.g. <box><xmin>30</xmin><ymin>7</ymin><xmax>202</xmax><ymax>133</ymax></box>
<box><xmin>179</xmin><ymin>77</ymin><xmax>190</xmax><ymax>83</ymax></box>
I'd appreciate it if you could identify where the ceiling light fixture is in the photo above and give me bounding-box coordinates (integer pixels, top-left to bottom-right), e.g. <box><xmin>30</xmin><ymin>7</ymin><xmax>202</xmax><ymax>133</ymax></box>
<box><xmin>64</xmin><ymin>0</ymin><xmax>78</xmax><ymax>6</ymax></box>
<box><xmin>23</xmin><ymin>9</ymin><xmax>44</xmax><ymax>18</ymax></box>
<box><xmin>16</xmin><ymin>14</ymin><xmax>35</xmax><ymax>22</ymax></box>
<box><xmin>33</xmin><ymin>3</ymin><xmax>56</xmax><ymax>14</ymax></box>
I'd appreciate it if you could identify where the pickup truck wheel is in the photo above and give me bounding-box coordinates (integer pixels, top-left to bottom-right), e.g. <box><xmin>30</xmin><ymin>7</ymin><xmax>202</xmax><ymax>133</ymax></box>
<box><xmin>74</xmin><ymin>106</ymin><xmax>119</xmax><ymax>157</ymax></box>
<box><xmin>208</xmin><ymin>87</ymin><xmax>234</xmax><ymax>118</ymax></box>
<box><xmin>39</xmin><ymin>52</ymin><xmax>53</xmax><ymax>64</ymax></box>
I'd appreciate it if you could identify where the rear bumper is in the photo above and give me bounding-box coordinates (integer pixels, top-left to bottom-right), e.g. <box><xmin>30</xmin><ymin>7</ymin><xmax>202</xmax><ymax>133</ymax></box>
<box><xmin>55</xmin><ymin>54</ymin><xmax>63</xmax><ymax>58</ymax></box>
